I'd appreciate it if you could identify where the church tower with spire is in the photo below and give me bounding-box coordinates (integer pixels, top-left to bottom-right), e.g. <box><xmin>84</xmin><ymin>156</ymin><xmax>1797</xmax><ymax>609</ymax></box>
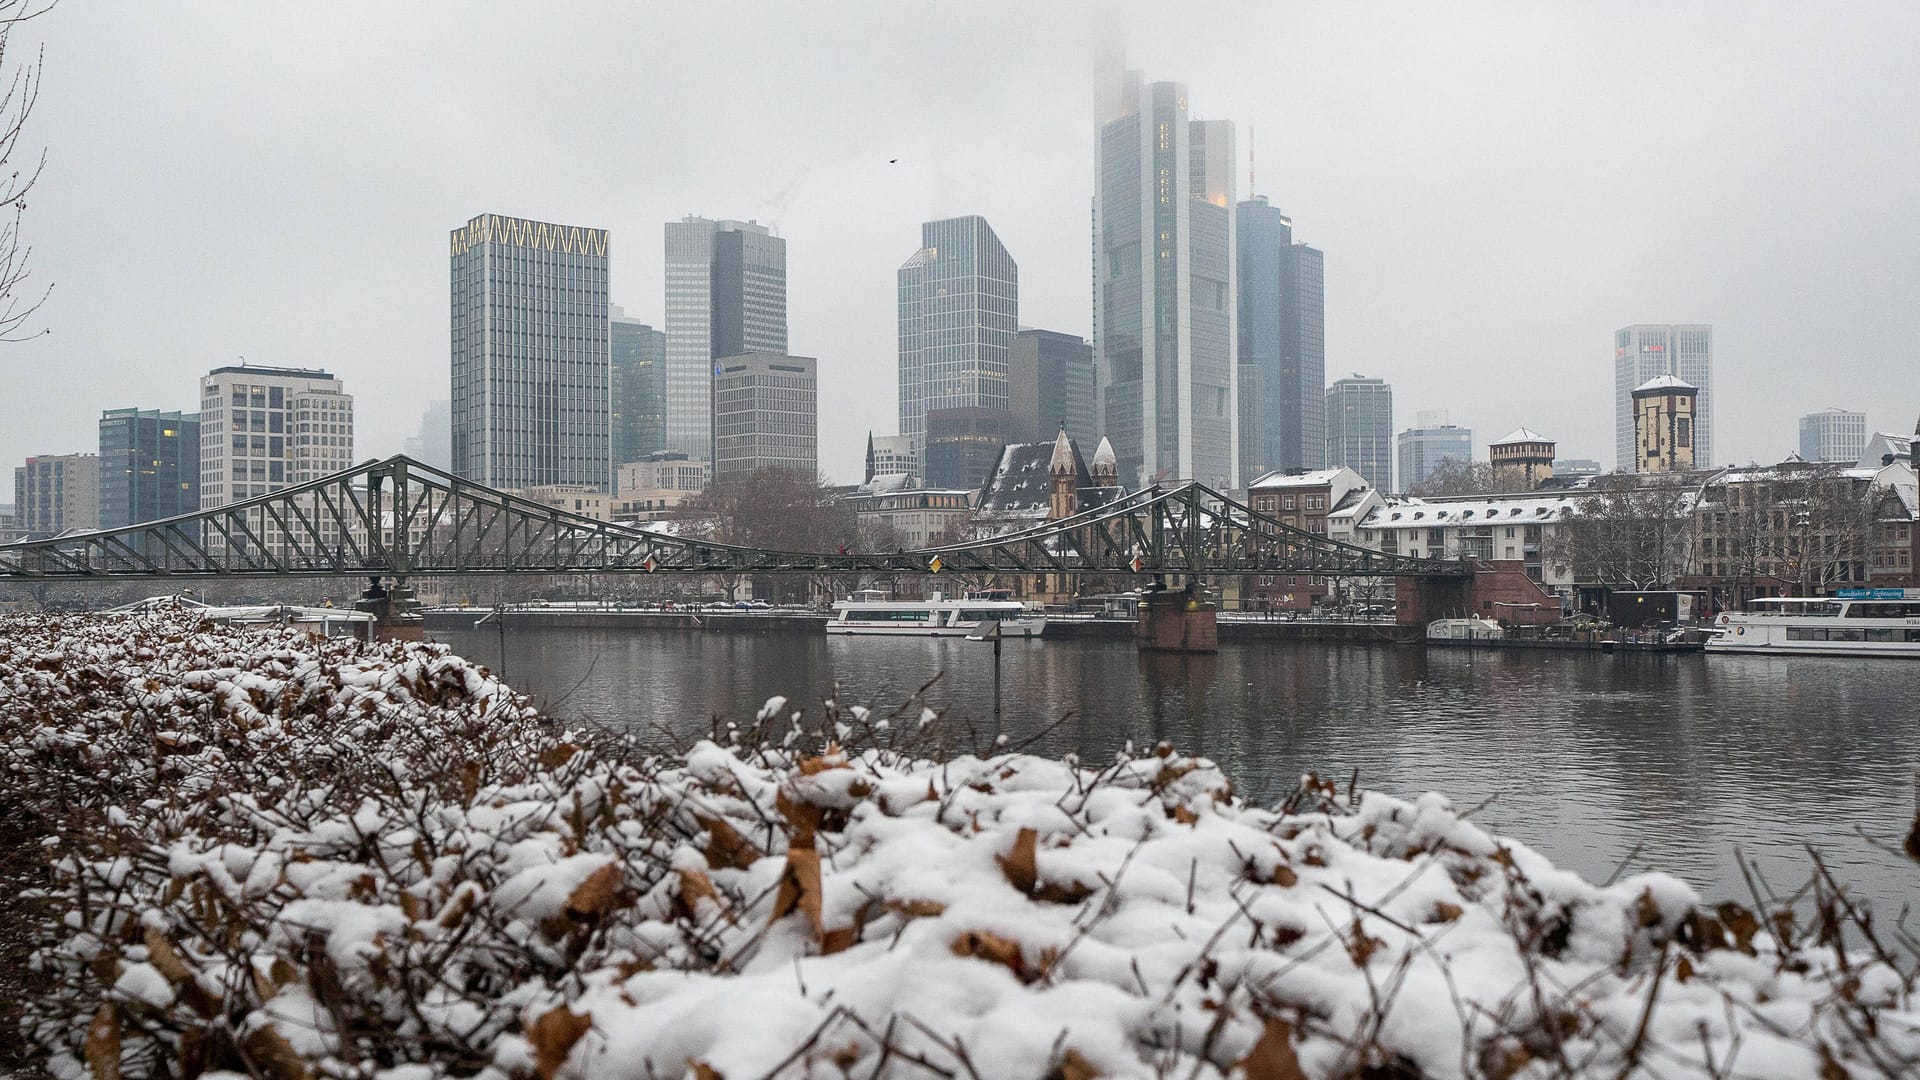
<box><xmin>1048</xmin><ymin>426</ymin><xmax>1080</xmax><ymax>521</ymax></box>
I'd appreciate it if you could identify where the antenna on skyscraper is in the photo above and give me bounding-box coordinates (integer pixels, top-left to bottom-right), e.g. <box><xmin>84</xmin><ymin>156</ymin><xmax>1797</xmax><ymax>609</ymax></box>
<box><xmin>1249</xmin><ymin>125</ymin><xmax>1257</xmax><ymax>196</ymax></box>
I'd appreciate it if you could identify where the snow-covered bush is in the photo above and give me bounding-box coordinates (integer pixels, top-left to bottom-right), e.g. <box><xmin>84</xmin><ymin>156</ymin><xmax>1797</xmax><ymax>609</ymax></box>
<box><xmin>1</xmin><ymin>611</ymin><xmax>1914</xmax><ymax>1078</ymax></box>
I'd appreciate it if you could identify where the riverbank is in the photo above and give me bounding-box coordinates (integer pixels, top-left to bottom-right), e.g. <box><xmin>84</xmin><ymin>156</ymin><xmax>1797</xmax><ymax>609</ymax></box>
<box><xmin>423</xmin><ymin>606</ymin><xmax>1425</xmax><ymax>644</ymax></box>
<box><xmin>3</xmin><ymin>611</ymin><xmax>1914</xmax><ymax>1077</ymax></box>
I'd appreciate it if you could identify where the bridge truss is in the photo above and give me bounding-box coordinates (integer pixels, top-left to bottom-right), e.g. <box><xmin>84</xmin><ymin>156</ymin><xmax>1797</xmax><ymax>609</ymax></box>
<box><xmin>0</xmin><ymin>456</ymin><xmax>1467</xmax><ymax>582</ymax></box>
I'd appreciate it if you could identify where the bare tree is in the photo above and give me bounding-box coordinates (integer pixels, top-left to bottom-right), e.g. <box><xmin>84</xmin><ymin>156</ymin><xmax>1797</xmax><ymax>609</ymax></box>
<box><xmin>670</xmin><ymin>468</ymin><xmax>859</xmax><ymax>603</ymax></box>
<box><xmin>1542</xmin><ymin>474</ymin><xmax>1695</xmax><ymax>590</ymax></box>
<box><xmin>1702</xmin><ymin>463</ymin><xmax>1887</xmax><ymax>596</ymax></box>
<box><xmin>0</xmin><ymin>0</ymin><xmax>50</xmax><ymax>341</ymax></box>
<box><xmin>1408</xmin><ymin>459</ymin><xmax>1495</xmax><ymax>497</ymax></box>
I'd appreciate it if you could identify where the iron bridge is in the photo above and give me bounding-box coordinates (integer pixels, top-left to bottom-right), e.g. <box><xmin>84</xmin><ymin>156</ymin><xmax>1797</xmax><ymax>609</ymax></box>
<box><xmin>0</xmin><ymin>456</ymin><xmax>1469</xmax><ymax>582</ymax></box>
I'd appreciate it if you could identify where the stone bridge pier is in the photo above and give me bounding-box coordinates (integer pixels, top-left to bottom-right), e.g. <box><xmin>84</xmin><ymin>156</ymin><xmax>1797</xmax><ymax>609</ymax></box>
<box><xmin>1396</xmin><ymin>561</ymin><xmax>1559</xmax><ymax>626</ymax></box>
<box><xmin>1136</xmin><ymin>582</ymin><xmax>1219</xmax><ymax>653</ymax></box>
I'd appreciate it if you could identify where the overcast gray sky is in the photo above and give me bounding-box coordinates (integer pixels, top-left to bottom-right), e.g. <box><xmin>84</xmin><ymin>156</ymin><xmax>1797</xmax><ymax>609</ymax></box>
<box><xmin>4</xmin><ymin>1</ymin><xmax>1917</xmax><ymax>489</ymax></box>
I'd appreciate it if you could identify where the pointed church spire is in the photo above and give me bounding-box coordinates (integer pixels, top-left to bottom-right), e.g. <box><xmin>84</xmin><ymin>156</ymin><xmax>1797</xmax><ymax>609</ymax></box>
<box><xmin>1049</xmin><ymin>424</ymin><xmax>1076</xmax><ymax>475</ymax></box>
<box><xmin>863</xmin><ymin>431</ymin><xmax>876</xmax><ymax>484</ymax></box>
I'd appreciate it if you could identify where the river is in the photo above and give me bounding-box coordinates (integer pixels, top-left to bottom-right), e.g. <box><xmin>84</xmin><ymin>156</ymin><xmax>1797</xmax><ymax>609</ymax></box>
<box><xmin>429</xmin><ymin>626</ymin><xmax>1920</xmax><ymax>913</ymax></box>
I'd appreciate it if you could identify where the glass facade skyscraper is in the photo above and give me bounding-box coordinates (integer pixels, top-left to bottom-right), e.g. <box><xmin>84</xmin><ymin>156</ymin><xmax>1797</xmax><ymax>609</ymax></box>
<box><xmin>1396</xmin><ymin>420</ymin><xmax>1474</xmax><ymax>491</ymax></box>
<box><xmin>1235</xmin><ymin>196</ymin><xmax>1326</xmax><ymax>478</ymax></box>
<box><xmin>610</xmin><ymin>310</ymin><xmax>668</xmax><ymax>467</ymax></box>
<box><xmin>664</xmin><ymin>216</ymin><xmax>787</xmax><ymax>461</ymax></box>
<box><xmin>98</xmin><ymin>408</ymin><xmax>199</xmax><ymax>529</ymax></box>
<box><xmin>1008</xmin><ymin>328</ymin><xmax>1095</xmax><ymax>447</ymax></box>
<box><xmin>1325</xmin><ymin>376</ymin><xmax>1394</xmax><ymax>490</ymax></box>
<box><xmin>1094</xmin><ymin>68</ymin><xmax>1238</xmax><ymax>488</ymax></box>
<box><xmin>1614</xmin><ymin>325</ymin><xmax>1712</xmax><ymax>471</ymax></box>
<box><xmin>449</xmin><ymin>213</ymin><xmax>611</xmax><ymax>490</ymax></box>
<box><xmin>897</xmin><ymin>216</ymin><xmax>1017</xmax><ymax>485</ymax></box>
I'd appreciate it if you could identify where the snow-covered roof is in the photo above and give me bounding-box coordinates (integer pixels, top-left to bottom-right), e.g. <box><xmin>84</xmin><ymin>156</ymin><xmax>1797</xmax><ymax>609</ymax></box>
<box><xmin>1248</xmin><ymin>468</ymin><xmax>1346</xmax><ymax>489</ymax></box>
<box><xmin>1490</xmin><ymin>427</ymin><xmax>1550</xmax><ymax>446</ymax></box>
<box><xmin>1360</xmin><ymin>491</ymin><xmax>1581</xmax><ymax>530</ymax></box>
<box><xmin>1633</xmin><ymin>374</ymin><xmax>1697</xmax><ymax>393</ymax></box>
<box><xmin>857</xmin><ymin>472</ymin><xmax>914</xmax><ymax>494</ymax></box>
<box><xmin>977</xmin><ymin>440</ymin><xmax>1086</xmax><ymax>518</ymax></box>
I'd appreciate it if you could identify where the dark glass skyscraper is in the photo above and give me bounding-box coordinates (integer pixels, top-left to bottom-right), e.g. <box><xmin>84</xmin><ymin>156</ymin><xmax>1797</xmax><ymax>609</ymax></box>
<box><xmin>1008</xmin><ymin>328</ymin><xmax>1095</xmax><ymax>447</ymax></box>
<box><xmin>98</xmin><ymin>408</ymin><xmax>199</xmax><ymax>528</ymax></box>
<box><xmin>1094</xmin><ymin>67</ymin><xmax>1238</xmax><ymax>488</ymax></box>
<box><xmin>897</xmin><ymin>216</ymin><xmax>1017</xmax><ymax>449</ymax></box>
<box><xmin>1235</xmin><ymin>196</ymin><xmax>1325</xmax><ymax>478</ymax></box>
<box><xmin>450</xmin><ymin>213</ymin><xmax>611</xmax><ymax>489</ymax></box>
<box><xmin>610</xmin><ymin>310</ymin><xmax>668</xmax><ymax>467</ymax></box>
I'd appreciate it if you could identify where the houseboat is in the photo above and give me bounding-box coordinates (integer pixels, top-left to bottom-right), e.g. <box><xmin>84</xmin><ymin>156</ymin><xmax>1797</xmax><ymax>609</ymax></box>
<box><xmin>1706</xmin><ymin>592</ymin><xmax>1920</xmax><ymax>658</ymax></box>
<box><xmin>828</xmin><ymin>590</ymin><xmax>1046</xmax><ymax>637</ymax></box>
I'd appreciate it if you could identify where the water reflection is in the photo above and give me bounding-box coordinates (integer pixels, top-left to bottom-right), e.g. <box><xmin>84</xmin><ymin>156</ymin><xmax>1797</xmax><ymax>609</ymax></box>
<box><xmin>434</xmin><ymin>627</ymin><xmax>1919</xmax><ymax>912</ymax></box>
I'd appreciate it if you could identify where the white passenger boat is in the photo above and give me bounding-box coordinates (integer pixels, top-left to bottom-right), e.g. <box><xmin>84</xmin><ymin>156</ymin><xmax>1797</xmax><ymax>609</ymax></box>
<box><xmin>828</xmin><ymin>590</ymin><xmax>1047</xmax><ymax>637</ymax></box>
<box><xmin>1705</xmin><ymin>593</ymin><xmax>1920</xmax><ymax>658</ymax></box>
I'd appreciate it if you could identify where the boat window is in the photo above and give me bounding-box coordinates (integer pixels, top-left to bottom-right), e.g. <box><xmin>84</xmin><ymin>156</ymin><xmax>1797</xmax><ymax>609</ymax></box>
<box><xmin>1786</xmin><ymin>627</ymin><xmax>1826</xmax><ymax>641</ymax></box>
<box><xmin>855</xmin><ymin>609</ymin><xmax>931</xmax><ymax>622</ymax></box>
<box><xmin>1829</xmin><ymin>628</ymin><xmax>1866</xmax><ymax>642</ymax></box>
<box><xmin>1864</xmin><ymin>628</ymin><xmax>1899</xmax><ymax>642</ymax></box>
<box><xmin>957</xmin><ymin>609</ymin><xmax>1009</xmax><ymax>622</ymax></box>
<box><xmin>1851</xmin><ymin>602</ymin><xmax>1914</xmax><ymax>618</ymax></box>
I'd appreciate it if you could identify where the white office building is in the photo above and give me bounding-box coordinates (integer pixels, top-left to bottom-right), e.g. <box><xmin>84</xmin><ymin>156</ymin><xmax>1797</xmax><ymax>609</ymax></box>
<box><xmin>198</xmin><ymin>365</ymin><xmax>352</xmax><ymax>509</ymax></box>
<box><xmin>1798</xmin><ymin>409</ymin><xmax>1867</xmax><ymax>463</ymax></box>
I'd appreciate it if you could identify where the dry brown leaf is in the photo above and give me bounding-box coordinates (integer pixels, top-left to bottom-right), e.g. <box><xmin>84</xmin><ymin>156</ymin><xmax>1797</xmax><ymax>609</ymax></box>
<box><xmin>776</xmin><ymin>788</ymin><xmax>825</xmax><ymax>847</ymax></box>
<box><xmin>1676</xmin><ymin>956</ymin><xmax>1697</xmax><ymax>983</ymax></box>
<box><xmin>999</xmin><ymin>827</ymin><xmax>1039</xmax><ymax>895</ymax></box>
<box><xmin>565</xmin><ymin>862</ymin><xmax>626</xmax><ymax>919</ymax></box>
<box><xmin>822</xmin><ymin>925</ymin><xmax>858</xmax><ymax>955</ymax></box>
<box><xmin>1716</xmin><ymin>902</ymin><xmax>1761</xmax><ymax>955</ymax></box>
<box><xmin>143</xmin><ymin>927</ymin><xmax>192</xmax><ymax>983</ymax></box>
<box><xmin>1271</xmin><ymin>864</ymin><xmax>1298</xmax><ymax>888</ymax></box>
<box><xmin>700</xmin><ymin>815</ymin><xmax>760</xmax><ymax>870</ymax></box>
<box><xmin>1475</xmin><ymin>1038</ymin><xmax>1534</xmax><ymax>1080</ymax></box>
<box><xmin>797</xmin><ymin>753</ymin><xmax>847</xmax><ymax>775</ymax></box>
<box><xmin>688</xmin><ymin>1061</ymin><xmax>725</xmax><ymax>1080</ymax></box>
<box><xmin>84</xmin><ymin>1005</ymin><xmax>120</xmax><ymax>1080</ymax></box>
<box><xmin>1431</xmin><ymin>901</ymin><xmax>1464</xmax><ymax>924</ymax></box>
<box><xmin>1173</xmin><ymin>805</ymin><xmax>1198</xmax><ymax>825</ymax></box>
<box><xmin>1237</xmin><ymin>1018</ymin><xmax>1306</xmax><ymax>1080</ymax></box>
<box><xmin>770</xmin><ymin>846</ymin><xmax>826</xmax><ymax>941</ymax></box>
<box><xmin>241</xmin><ymin>1024</ymin><xmax>311</xmax><ymax>1080</ymax></box>
<box><xmin>951</xmin><ymin>929</ymin><xmax>1035</xmax><ymax>982</ymax></box>
<box><xmin>538</xmin><ymin>742</ymin><xmax>580</xmax><ymax>770</ymax></box>
<box><xmin>677</xmin><ymin>868</ymin><xmax>732</xmax><ymax>923</ymax></box>
<box><xmin>528</xmin><ymin>1006</ymin><xmax>592</xmax><ymax>1080</ymax></box>
<box><xmin>1051</xmin><ymin>1048</ymin><xmax>1100</xmax><ymax>1080</ymax></box>
<box><xmin>885</xmin><ymin>898</ymin><xmax>947</xmax><ymax>919</ymax></box>
<box><xmin>1345</xmin><ymin>918</ymin><xmax>1385</xmax><ymax>967</ymax></box>
<box><xmin>458</xmin><ymin>759</ymin><xmax>483</xmax><ymax>803</ymax></box>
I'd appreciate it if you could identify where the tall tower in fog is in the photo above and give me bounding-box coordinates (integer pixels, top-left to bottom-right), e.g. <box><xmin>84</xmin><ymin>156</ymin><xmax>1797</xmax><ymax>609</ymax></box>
<box><xmin>1236</xmin><ymin>195</ymin><xmax>1325</xmax><ymax>477</ymax></box>
<box><xmin>1093</xmin><ymin>55</ymin><xmax>1238</xmax><ymax>488</ymax></box>
<box><xmin>664</xmin><ymin>216</ymin><xmax>787</xmax><ymax>461</ymax></box>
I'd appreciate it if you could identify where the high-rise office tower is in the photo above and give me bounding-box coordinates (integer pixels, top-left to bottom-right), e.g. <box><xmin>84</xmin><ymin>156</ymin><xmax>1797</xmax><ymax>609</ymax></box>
<box><xmin>1798</xmin><ymin>408</ymin><xmax>1867</xmax><ymax>463</ymax></box>
<box><xmin>1325</xmin><ymin>376</ymin><xmax>1393</xmax><ymax>490</ymax></box>
<box><xmin>12</xmin><ymin>453</ymin><xmax>98</xmax><ymax>537</ymax></box>
<box><xmin>1093</xmin><ymin>62</ymin><xmax>1238</xmax><ymax>489</ymax></box>
<box><xmin>1396</xmin><ymin>412</ymin><xmax>1472</xmax><ymax>491</ymax></box>
<box><xmin>1235</xmin><ymin>195</ymin><xmax>1325</xmax><ymax>478</ymax></box>
<box><xmin>897</xmin><ymin>217</ymin><xmax>1017</xmax><ymax>458</ymax></box>
<box><xmin>198</xmin><ymin>365</ymin><xmax>352</xmax><ymax>508</ymax></box>
<box><xmin>402</xmin><ymin>399</ymin><xmax>453</xmax><ymax>472</ymax></box>
<box><xmin>1614</xmin><ymin>325</ymin><xmax>1712</xmax><ymax>470</ymax></box>
<box><xmin>449</xmin><ymin>214</ymin><xmax>611</xmax><ymax>490</ymax></box>
<box><xmin>713</xmin><ymin>352</ymin><xmax>817</xmax><ymax>477</ymax></box>
<box><xmin>664</xmin><ymin>216</ymin><xmax>787</xmax><ymax>461</ymax></box>
<box><xmin>98</xmin><ymin>408</ymin><xmax>199</xmax><ymax>528</ymax></box>
<box><xmin>610</xmin><ymin>307</ymin><xmax>669</xmax><ymax>468</ymax></box>
<box><xmin>1008</xmin><ymin>329</ymin><xmax>1096</xmax><ymax>448</ymax></box>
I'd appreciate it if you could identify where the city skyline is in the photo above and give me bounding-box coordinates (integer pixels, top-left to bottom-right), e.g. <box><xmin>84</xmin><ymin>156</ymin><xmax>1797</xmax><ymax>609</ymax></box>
<box><xmin>5</xmin><ymin>5</ymin><xmax>1919</xmax><ymax>487</ymax></box>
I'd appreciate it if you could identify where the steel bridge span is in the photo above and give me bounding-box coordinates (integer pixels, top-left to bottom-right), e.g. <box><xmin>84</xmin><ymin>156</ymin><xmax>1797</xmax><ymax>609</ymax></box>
<box><xmin>0</xmin><ymin>455</ymin><xmax>1469</xmax><ymax>584</ymax></box>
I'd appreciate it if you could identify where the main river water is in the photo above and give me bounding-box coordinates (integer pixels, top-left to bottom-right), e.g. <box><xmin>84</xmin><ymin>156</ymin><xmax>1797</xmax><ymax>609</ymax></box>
<box><xmin>431</xmin><ymin>627</ymin><xmax>1919</xmax><ymax>913</ymax></box>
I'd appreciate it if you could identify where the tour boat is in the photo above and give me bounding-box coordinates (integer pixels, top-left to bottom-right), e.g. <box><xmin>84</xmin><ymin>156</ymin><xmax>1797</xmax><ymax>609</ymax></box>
<box><xmin>828</xmin><ymin>590</ymin><xmax>1047</xmax><ymax>637</ymax></box>
<box><xmin>1705</xmin><ymin>593</ymin><xmax>1920</xmax><ymax>658</ymax></box>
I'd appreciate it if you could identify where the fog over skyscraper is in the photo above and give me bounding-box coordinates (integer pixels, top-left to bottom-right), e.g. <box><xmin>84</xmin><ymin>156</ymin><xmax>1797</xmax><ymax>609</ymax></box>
<box><xmin>1236</xmin><ymin>195</ymin><xmax>1325</xmax><ymax>477</ymax></box>
<box><xmin>1614</xmin><ymin>325</ymin><xmax>1712</xmax><ymax>471</ymax></box>
<box><xmin>1093</xmin><ymin>55</ymin><xmax>1238</xmax><ymax>489</ymax></box>
<box><xmin>449</xmin><ymin>213</ymin><xmax>610</xmax><ymax>490</ymax></box>
<box><xmin>664</xmin><ymin>216</ymin><xmax>787</xmax><ymax>461</ymax></box>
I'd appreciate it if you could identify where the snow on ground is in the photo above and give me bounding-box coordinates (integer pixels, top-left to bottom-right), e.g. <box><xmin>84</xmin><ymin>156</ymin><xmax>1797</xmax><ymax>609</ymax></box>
<box><xmin>1</xmin><ymin>610</ymin><xmax>1915</xmax><ymax>1079</ymax></box>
